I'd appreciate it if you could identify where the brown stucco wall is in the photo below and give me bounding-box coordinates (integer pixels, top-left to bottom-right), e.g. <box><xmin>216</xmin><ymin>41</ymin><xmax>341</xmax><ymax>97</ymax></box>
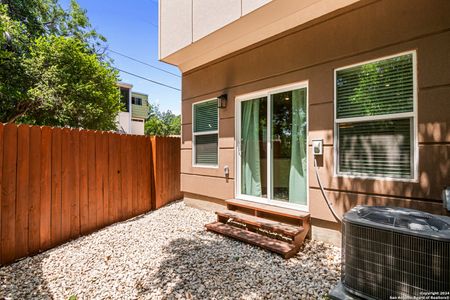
<box><xmin>180</xmin><ymin>0</ymin><xmax>450</xmax><ymax>227</ymax></box>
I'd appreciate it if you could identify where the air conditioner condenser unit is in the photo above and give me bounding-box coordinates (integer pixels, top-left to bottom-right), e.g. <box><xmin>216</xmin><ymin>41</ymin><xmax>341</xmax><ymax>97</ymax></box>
<box><xmin>330</xmin><ymin>206</ymin><xmax>450</xmax><ymax>300</ymax></box>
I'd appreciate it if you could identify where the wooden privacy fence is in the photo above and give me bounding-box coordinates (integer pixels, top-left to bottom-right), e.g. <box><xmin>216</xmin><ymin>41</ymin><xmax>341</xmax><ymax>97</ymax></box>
<box><xmin>151</xmin><ymin>136</ymin><xmax>183</xmax><ymax>209</ymax></box>
<box><xmin>0</xmin><ymin>123</ymin><xmax>182</xmax><ymax>265</ymax></box>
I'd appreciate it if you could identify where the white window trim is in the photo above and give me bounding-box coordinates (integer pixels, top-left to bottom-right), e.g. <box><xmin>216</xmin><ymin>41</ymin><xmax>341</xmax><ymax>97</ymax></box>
<box><xmin>235</xmin><ymin>81</ymin><xmax>309</xmax><ymax>212</ymax></box>
<box><xmin>192</xmin><ymin>98</ymin><xmax>219</xmax><ymax>168</ymax></box>
<box><xmin>333</xmin><ymin>50</ymin><xmax>418</xmax><ymax>182</ymax></box>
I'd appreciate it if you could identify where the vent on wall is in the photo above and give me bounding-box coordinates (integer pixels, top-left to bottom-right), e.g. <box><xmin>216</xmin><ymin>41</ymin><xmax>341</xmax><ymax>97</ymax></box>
<box><xmin>331</xmin><ymin>206</ymin><xmax>450</xmax><ymax>300</ymax></box>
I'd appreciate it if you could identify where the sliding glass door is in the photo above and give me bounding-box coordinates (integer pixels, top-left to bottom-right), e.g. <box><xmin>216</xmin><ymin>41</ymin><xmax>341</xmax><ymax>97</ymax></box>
<box><xmin>238</xmin><ymin>85</ymin><xmax>308</xmax><ymax>209</ymax></box>
<box><xmin>240</xmin><ymin>97</ymin><xmax>267</xmax><ymax>198</ymax></box>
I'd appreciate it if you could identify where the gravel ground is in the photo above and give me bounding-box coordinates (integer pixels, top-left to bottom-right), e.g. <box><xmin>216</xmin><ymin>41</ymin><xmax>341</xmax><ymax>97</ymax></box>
<box><xmin>0</xmin><ymin>201</ymin><xmax>341</xmax><ymax>300</ymax></box>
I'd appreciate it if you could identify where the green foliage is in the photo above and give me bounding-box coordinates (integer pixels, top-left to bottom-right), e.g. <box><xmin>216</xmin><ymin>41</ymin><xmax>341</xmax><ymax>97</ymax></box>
<box><xmin>21</xmin><ymin>36</ymin><xmax>120</xmax><ymax>130</ymax></box>
<box><xmin>145</xmin><ymin>104</ymin><xmax>181</xmax><ymax>136</ymax></box>
<box><xmin>2</xmin><ymin>0</ymin><xmax>106</xmax><ymax>52</ymax></box>
<box><xmin>0</xmin><ymin>0</ymin><xmax>119</xmax><ymax>130</ymax></box>
<box><xmin>1</xmin><ymin>0</ymin><xmax>53</xmax><ymax>38</ymax></box>
<box><xmin>0</xmin><ymin>4</ymin><xmax>32</xmax><ymax>122</ymax></box>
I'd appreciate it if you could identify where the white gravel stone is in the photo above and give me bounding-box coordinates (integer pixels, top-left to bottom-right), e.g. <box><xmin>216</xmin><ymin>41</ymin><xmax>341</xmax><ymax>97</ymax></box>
<box><xmin>0</xmin><ymin>201</ymin><xmax>341</xmax><ymax>300</ymax></box>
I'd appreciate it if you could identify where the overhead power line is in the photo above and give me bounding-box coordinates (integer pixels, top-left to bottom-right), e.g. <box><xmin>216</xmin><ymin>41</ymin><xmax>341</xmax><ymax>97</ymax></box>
<box><xmin>108</xmin><ymin>49</ymin><xmax>181</xmax><ymax>78</ymax></box>
<box><xmin>114</xmin><ymin>67</ymin><xmax>181</xmax><ymax>91</ymax></box>
<box><xmin>141</xmin><ymin>19</ymin><xmax>158</xmax><ymax>28</ymax></box>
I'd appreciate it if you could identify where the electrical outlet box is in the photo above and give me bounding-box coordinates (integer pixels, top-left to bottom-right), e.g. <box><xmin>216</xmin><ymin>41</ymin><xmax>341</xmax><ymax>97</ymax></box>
<box><xmin>312</xmin><ymin>139</ymin><xmax>323</xmax><ymax>156</ymax></box>
<box><xmin>224</xmin><ymin>165</ymin><xmax>230</xmax><ymax>177</ymax></box>
<box><xmin>443</xmin><ymin>187</ymin><xmax>450</xmax><ymax>211</ymax></box>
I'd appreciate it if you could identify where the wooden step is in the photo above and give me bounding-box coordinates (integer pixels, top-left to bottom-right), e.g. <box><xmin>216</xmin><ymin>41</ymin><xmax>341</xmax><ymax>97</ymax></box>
<box><xmin>216</xmin><ymin>210</ymin><xmax>304</xmax><ymax>237</ymax></box>
<box><xmin>226</xmin><ymin>199</ymin><xmax>310</xmax><ymax>220</ymax></box>
<box><xmin>205</xmin><ymin>222</ymin><xmax>298</xmax><ymax>259</ymax></box>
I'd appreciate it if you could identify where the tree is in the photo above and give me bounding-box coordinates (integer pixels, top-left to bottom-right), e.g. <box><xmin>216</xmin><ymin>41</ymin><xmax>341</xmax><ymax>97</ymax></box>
<box><xmin>21</xmin><ymin>36</ymin><xmax>120</xmax><ymax>129</ymax></box>
<box><xmin>1</xmin><ymin>0</ymin><xmax>106</xmax><ymax>52</ymax></box>
<box><xmin>0</xmin><ymin>0</ymin><xmax>120</xmax><ymax>130</ymax></box>
<box><xmin>0</xmin><ymin>4</ymin><xmax>32</xmax><ymax>122</ymax></box>
<box><xmin>145</xmin><ymin>104</ymin><xmax>181</xmax><ymax>136</ymax></box>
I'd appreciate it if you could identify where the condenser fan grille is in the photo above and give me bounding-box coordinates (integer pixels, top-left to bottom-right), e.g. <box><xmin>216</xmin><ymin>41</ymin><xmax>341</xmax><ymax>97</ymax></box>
<box><xmin>342</xmin><ymin>222</ymin><xmax>450</xmax><ymax>299</ymax></box>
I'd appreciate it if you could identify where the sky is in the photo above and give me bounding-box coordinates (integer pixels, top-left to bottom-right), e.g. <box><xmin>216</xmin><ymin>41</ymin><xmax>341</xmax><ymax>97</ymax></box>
<box><xmin>60</xmin><ymin>0</ymin><xmax>182</xmax><ymax>114</ymax></box>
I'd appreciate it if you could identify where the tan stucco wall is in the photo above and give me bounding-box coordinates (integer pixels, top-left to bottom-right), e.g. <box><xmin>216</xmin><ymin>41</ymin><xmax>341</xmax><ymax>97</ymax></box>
<box><xmin>159</xmin><ymin>0</ymin><xmax>193</xmax><ymax>58</ymax></box>
<box><xmin>159</xmin><ymin>0</ymin><xmax>273</xmax><ymax>58</ymax></box>
<box><xmin>180</xmin><ymin>0</ymin><xmax>450</xmax><ymax>235</ymax></box>
<box><xmin>160</xmin><ymin>0</ymin><xmax>360</xmax><ymax>71</ymax></box>
<box><xmin>192</xmin><ymin>0</ymin><xmax>241</xmax><ymax>41</ymax></box>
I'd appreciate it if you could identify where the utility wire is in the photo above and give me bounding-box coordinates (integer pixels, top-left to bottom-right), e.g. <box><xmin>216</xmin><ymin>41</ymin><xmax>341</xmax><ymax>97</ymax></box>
<box><xmin>141</xmin><ymin>19</ymin><xmax>158</xmax><ymax>28</ymax></box>
<box><xmin>108</xmin><ymin>49</ymin><xmax>181</xmax><ymax>78</ymax></box>
<box><xmin>114</xmin><ymin>67</ymin><xmax>181</xmax><ymax>91</ymax></box>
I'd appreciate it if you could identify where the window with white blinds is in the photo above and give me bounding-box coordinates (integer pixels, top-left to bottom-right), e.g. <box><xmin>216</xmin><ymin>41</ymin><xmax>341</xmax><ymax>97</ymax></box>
<box><xmin>335</xmin><ymin>52</ymin><xmax>416</xmax><ymax>179</ymax></box>
<box><xmin>193</xmin><ymin>99</ymin><xmax>219</xmax><ymax>166</ymax></box>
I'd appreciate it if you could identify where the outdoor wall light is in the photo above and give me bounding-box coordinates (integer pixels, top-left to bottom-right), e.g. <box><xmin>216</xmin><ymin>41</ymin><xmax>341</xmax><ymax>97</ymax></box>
<box><xmin>218</xmin><ymin>94</ymin><xmax>228</xmax><ymax>109</ymax></box>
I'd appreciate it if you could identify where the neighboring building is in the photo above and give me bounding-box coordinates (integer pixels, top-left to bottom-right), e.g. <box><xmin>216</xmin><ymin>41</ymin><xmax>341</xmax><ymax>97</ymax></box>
<box><xmin>117</xmin><ymin>82</ymin><xmax>149</xmax><ymax>135</ymax></box>
<box><xmin>159</xmin><ymin>0</ymin><xmax>450</xmax><ymax>245</ymax></box>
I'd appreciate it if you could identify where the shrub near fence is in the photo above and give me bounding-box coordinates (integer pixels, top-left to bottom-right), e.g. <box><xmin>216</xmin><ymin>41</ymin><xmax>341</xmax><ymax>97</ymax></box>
<box><xmin>0</xmin><ymin>123</ymin><xmax>182</xmax><ymax>265</ymax></box>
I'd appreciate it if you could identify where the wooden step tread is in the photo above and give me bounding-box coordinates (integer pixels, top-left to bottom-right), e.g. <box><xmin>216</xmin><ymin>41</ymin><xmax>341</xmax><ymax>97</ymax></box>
<box><xmin>216</xmin><ymin>210</ymin><xmax>304</xmax><ymax>237</ymax></box>
<box><xmin>205</xmin><ymin>222</ymin><xmax>297</xmax><ymax>258</ymax></box>
<box><xmin>226</xmin><ymin>199</ymin><xmax>310</xmax><ymax>220</ymax></box>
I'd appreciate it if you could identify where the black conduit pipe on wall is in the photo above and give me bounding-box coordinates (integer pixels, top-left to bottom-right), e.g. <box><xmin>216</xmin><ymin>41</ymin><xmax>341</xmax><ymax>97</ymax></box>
<box><xmin>313</xmin><ymin>158</ymin><xmax>342</xmax><ymax>223</ymax></box>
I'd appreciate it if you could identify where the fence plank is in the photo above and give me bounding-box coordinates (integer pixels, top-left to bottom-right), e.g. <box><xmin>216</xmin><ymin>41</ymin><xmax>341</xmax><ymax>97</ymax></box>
<box><xmin>0</xmin><ymin>124</ymin><xmax>4</xmax><ymax>263</ymax></box>
<box><xmin>131</xmin><ymin>136</ymin><xmax>138</xmax><ymax>215</ymax></box>
<box><xmin>119</xmin><ymin>135</ymin><xmax>127</xmax><ymax>218</ymax></box>
<box><xmin>94</xmin><ymin>132</ymin><xmax>104</xmax><ymax>228</ymax></box>
<box><xmin>126</xmin><ymin>136</ymin><xmax>134</xmax><ymax>218</ymax></box>
<box><xmin>165</xmin><ymin>138</ymin><xmax>170</xmax><ymax>207</ymax></box>
<box><xmin>165</xmin><ymin>138</ymin><xmax>169</xmax><ymax>206</ymax></box>
<box><xmin>144</xmin><ymin>136</ymin><xmax>151</xmax><ymax>213</ymax></box>
<box><xmin>16</xmin><ymin>125</ymin><xmax>30</xmax><ymax>259</ymax></box>
<box><xmin>107</xmin><ymin>133</ymin><xmax>113</xmax><ymax>223</ymax></box>
<box><xmin>137</xmin><ymin>137</ymin><xmax>146</xmax><ymax>214</ymax></box>
<box><xmin>174</xmin><ymin>138</ymin><xmax>181</xmax><ymax>200</ymax></box>
<box><xmin>40</xmin><ymin>127</ymin><xmax>52</xmax><ymax>251</ymax></box>
<box><xmin>51</xmin><ymin>128</ymin><xmax>62</xmax><ymax>246</ymax></box>
<box><xmin>107</xmin><ymin>133</ymin><xmax>113</xmax><ymax>224</ymax></box>
<box><xmin>168</xmin><ymin>138</ymin><xmax>173</xmax><ymax>204</ymax></box>
<box><xmin>120</xmin><ymin>135</ymin><xmax>131</xmax><ymax>219</ymax></box>
<box><xmin>28</xmin><ymin>126</ymin><xmax>41</xmax><ymax>255</ymax></box>
<box><xmin>99</xmin><ymin>132</ymin><xmax>109</xmax><ymax>227</ymax></box>
<box><xmin>108</xmin><ymin>133</ymin><xmax>120</xmax><ymax>223</ymax></box>
<box><xmin>150</xmin><ymin>137</ymin><xmax>157</xmax><ymax>209</ymax></box>
<box><xmin>61</xmin><ymin>128</ymin><xmax>72</xmax><ymax>241</ymax></box>
<box><xmin>70</xmin><ymin>129</ymin><xmax>80</xmax><ymax>239</ymax></box>
<box><xmin>140</xmin><ymin>136</ymin><xmax>147</xmax><ymax>213</ymax></box>
<box><xmin>171</xmin><ymin>138</ymin><xmax>176</xmax><ymax>201</ymax></box>
<box><xmin>79</xmin><ymin>130</ymin><xmax>89</xmax><ymax>234</ymax></box>
<box><xmin>87</xmin><ymin>131</ymin><xmax>97</xmax><ymax>231</ymax></box>
<box><xmin>158</xmin><ymin>137</ymin><xmax>164</xmax><ymax>209</ymax></box>
<box><xmin>143</xmin><ymin>137</ymin><xmax>152</xmax><ymax>212</ymax></box>
<box><xmin>1</xmin><ymin>124</ymin><xmax>17</xmax><ymax>264</ymax></box>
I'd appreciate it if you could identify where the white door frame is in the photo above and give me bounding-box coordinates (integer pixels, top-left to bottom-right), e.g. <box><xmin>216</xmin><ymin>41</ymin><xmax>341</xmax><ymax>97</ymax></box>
<box><xmin>235</xmin><ymin>81</ymin><xmax>309</xmax><ymax>212</ymax></box>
